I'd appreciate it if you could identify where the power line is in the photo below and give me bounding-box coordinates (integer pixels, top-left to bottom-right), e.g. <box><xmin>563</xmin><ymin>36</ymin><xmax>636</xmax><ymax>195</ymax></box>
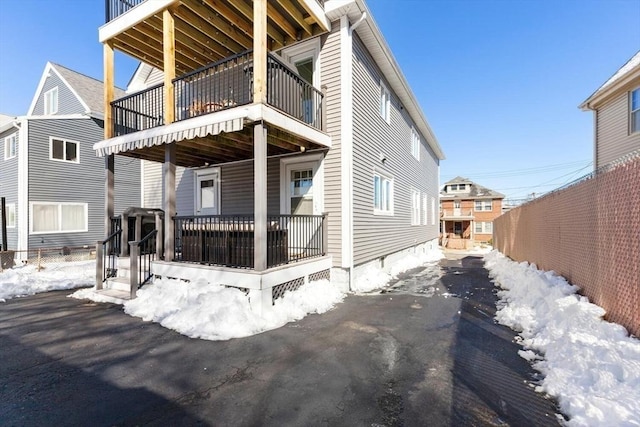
<box><xmin>441</xmin><ymin>159</ymin><xmax>591</xmax><ymax>180</ymax></box>
<box><xmin>508</xmin><ymin>162</ymin><xmax>593</xmax><ymax>199</ymax></box>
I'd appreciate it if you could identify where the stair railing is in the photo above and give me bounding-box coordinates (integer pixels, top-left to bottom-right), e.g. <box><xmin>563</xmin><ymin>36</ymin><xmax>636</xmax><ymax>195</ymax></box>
<box><xmin>129</xmin><ymin>229</ymin><xmax>158</xmax><ymax>299</ymax></box>
<box><xmin>96</xmin><ymin>228</ymin><xmax>122</xmax><ymax>290</ymax></box>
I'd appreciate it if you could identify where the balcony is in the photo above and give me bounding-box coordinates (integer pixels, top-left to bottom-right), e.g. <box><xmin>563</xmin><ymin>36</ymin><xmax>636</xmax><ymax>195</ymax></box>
<box><xmin>440</xmin><ymin>209</ymin><xmax>475</xmax><ymax>220</ymax></box>
<box><xmin>111</xmin><ymin>50</ymin><xmax>324</xmax><ymax>138</ymax></box>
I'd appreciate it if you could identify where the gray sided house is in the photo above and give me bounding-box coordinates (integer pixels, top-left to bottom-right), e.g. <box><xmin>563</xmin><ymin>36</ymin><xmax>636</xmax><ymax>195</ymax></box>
<box><xmin>95</xmin><ymin>0</ymin><xmax>444</xmax><ymax>307</ymax></box>
<box><xmin>580</xmin><ymin>50</ymin><xmax>640</xmax><ymax>168</ymax></box>
<box><xmin>0</xmin><ymin>62</ymin><xmax>140</xmax><ymax>259</ymax></box>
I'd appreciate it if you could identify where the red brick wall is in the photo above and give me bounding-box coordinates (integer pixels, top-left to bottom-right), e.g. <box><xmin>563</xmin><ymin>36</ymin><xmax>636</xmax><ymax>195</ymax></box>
<box><xmin>494</xmin><ymin>157</ymin><xmax>640</xmax><ymax>337</ymax></box>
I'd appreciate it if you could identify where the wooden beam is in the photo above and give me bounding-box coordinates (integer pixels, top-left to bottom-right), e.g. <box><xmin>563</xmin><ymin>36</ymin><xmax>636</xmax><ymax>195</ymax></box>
<box><xmin>119</xmin><ymin>28</ymin><xmax>202</xmax><ymax>72</ymax></box>
<box><xmin>227</xmin><ymin>0</ymin><xmax>291</xmax><ymax>48</ymax></box>
<box><xmin>163</xmin><ymin>9</ymin><xmax>176</xmax><ymax>124</ymax></box>
<box><xmin>103</xmin><ymin>41</ymin><xmax>114</xmax><ymax>139</ymax></box>
<box><xmin>173</xmin><ymin>6</ymin><xmax>246</xmax><ymax>54</ymax></box>
<box><xmin>132</xmin><ymin>21</ymin><xmax>210</xmax><ymax>69</ymax></box>
<box><xmin>275</xmin><ymin>0</ymin><xmax>312</xmax><ymax>36</ymax></box>
<box><xmin>181</xmin><ymin>0</ymin><xmax>253</xmax><ymax>50</ymax></box>
<box><xmin>266</xmin><ymin>3</ymin><xmax>298</xmax><ymax>41</ymax></box>
<box><xmin>112</xmin><ymin>39</ymin><xmax>165</xmax><ymax>71</ymax></box>
<box><xmin>253</xmin><ymin>0</ymin><xmax>267</xmax><ymax>104</ymax></box>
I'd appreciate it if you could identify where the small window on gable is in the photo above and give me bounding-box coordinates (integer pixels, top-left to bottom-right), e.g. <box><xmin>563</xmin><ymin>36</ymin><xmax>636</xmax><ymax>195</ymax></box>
<box><xmin>631</xmin><ymin>87</ymin><xmax>640</xmax><ymax>134</ymax></box>
<box><xmin>44</xmin><ymin>87</ymin><xmax>59</xmax><ymax>115</ymax></box>
<box><xmin>411</xmin><ymin>127</ymin><xmax>420</xmax><ymax>161</ymax></box>
<box><xmin>4</xmin><ymin>134</ymin><xmax>17</xmax><ymax>160</ymax></box>
<box><xmin>50</xmin><ymin>137</ymin><xmax>79</xmax><ymax>163</ymax></box>
<box><xmin>380</xmin><ymin>80</ymin><xmax>390</xmax><ymax>124</ymax></box>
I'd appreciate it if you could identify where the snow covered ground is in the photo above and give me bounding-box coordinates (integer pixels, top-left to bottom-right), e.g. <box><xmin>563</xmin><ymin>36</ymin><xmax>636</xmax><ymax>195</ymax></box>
<box><xmin>484</xmin><ymin>250</ymin><xmax>640</xmax><ymax>427</ymax></box>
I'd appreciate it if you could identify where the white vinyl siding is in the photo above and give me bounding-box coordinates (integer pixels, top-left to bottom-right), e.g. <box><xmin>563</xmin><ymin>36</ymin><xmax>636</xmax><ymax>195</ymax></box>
<box><xmin>4</xmin><ymin>134</ymin><xmax>16</xmax><ymax>160</ymax></box>
<box><xmin>475</xmin><ymin>200</ymin><xmax>492</xmax><ymax>211</ymax></box>
<box><xmin>631</xmin><ymin>87</ymin><xmax>640</xmax><ymax>134</ymax></box>
<box><xmin>379</xmin><ymin>80</ymin><xmax>390</xmax><ymax>124</ymax></box>
<box><xmin>44</xmin><ymin>87</ymin><xmax>59</xmax><ymax>115</ymax></box>
<box><xmin>475</xmin><ymin>221</ymin><xmax>493</xmax><ymax>234</ymax></box>
<box><xmin>50</xmin><ymin>137</ymin><xmax>79</xmax><ymax>163</ymax></box>
<box><xmin>411</xmin><ymin>127</ymin><xmax>420</xmax><ymax>160</ymax></box>
<box><xmin>595</xmin><ymin>90</ymin><xmax>640</xmax><ymax>168</ymax></box>
<box><xmin>4</xmin><ymin>204</ymin><xmax>16</xmax><ymax>228</ymax></box>
<box><xmin>374</xmin><ymin>171</ymin><xmax>393</xmax><ymax>215</ymax></box>
<box><xmin>30</xmin><ymin>202</ymin><xmax>88</xmax><ymax>234</ymax></box>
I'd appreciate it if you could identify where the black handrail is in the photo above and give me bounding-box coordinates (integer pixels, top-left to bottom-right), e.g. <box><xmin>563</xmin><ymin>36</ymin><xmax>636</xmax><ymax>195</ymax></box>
<box><xmin>105</xmin><ymin>0</ymin><xmax>144</xmax><ymax>22</ymax></box>
<box><xmin>102</xmin><ymin>228</ymin><xmax>122</xmax><ymax>282</ymax></box>
<box><xmin>111</xmin><ymin>83</ymin><xmax>164</xmax><ymax>136</ymax></box>
<box><xmin>135</xmin><ymin>229</ymin><xmax>158</xmax><ymax>288</ymax></box>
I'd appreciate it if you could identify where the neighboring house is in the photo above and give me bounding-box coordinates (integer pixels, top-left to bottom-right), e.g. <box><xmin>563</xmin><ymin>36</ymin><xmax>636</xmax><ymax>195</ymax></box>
<box><xmin>579</xmin><ymin>50</ymin><xmax>640</xmax><ymax>169</ymax></box>
<box><xmin>0</xmin><ymin>62</ymin><xmax>140</xmax><ymax>260</ymax></box>
<box><xmin>439</xmin><ymin>177</ymin><xmax>504</xmax><ymax>249</ymax></box>
<box><xmin>0</xmin><ymin>114</ymin><xmax>14</xmax><ymax>127</ymax></box>
<box><xmin>94</xmin><ymin>0</ymin><xmax>445</xmax><ymax>309</ymax></box>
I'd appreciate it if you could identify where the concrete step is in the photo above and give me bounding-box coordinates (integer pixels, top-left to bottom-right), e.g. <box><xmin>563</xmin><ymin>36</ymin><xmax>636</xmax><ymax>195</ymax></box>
<box><xmin>105</xmin><ymin>276</ymin><xmax>131</xmax><ymax>292</ymax></box>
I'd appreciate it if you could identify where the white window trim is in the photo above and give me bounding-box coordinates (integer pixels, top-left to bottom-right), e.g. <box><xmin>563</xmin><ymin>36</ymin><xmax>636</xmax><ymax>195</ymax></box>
<box><xmin>475</xmin><ymin>221</ymin><xmax>493</xmax><ymax>234</ymax></box>
<box><xmin>5</xmin><ymin>203</ymin><xmax>16</xmax><ymax>228</ymax></box>
<box><xmin>373</xmin><ymin>169</ymin><xmax>394</xmax><ymax>216</ymax></box>
<box><xmin>49</xmin><ymin>137</ymin><xmax>80</xmax><ymax>163</ymax></box>
<box><xmin>4</xmin><ymin>134</ymin><xmax>17</xmax><ymax>160</ymax></box>
<box><xmin>280</xmin><ymin>153</ymin><xmax>324</xmax><ymax>215</ymax></box>
<box><xmin>44</xmin><ymin>86</ymin><xmax>59</xmax><ymax>115</ymax></box>
<box><xmin>423</xmin><ymin>195</ymin><xmax>428</xmax><ymax>225</ymax></box>
<box><xmin>411</xmin><ymin>188</ymin><xmax>420</xmax><ymax>226</ymax></box>
<box><xmin>631</xmin><ymin>87</ymin><xmax>640</xmax><ymax>135</ymax></box>
<box><xmin>282</xmin><ymin>37</ymin><xmax>321</xmax><ymax>89</ymax></box>
<box><xmin>431</xmin><ymin>197</ymin><xmax>436</xmax><ymax>225</ymax></box>
<box><xmin>193</xmin><ymin>167</ymin><xmax>221</xmax><ymax>215</ymax></box>
<box><xmin>411</xmin><ymin>126</ymin><xmax>420</xmax><ymax>161</ymax></box>
<box><xmin>29</xmin><ymin>202</ymin><xmax>88</xmax><ymax>234</ymax></box>
<box><xmin>380</xmin><ymin>80</ymin><xmax>390</xmax><ymax>124</ymax></box>
<box><xmin>474</xmin><ymin>199</ymin><xmax>493</xmax><ymax>212</ymax></box>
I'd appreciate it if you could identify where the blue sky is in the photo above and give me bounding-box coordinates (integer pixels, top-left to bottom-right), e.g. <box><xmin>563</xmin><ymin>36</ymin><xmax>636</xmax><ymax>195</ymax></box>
<box><xmin>1</xmin><ymin>0</ymin><xmax>638</xmax><ymax>202</ymax></box>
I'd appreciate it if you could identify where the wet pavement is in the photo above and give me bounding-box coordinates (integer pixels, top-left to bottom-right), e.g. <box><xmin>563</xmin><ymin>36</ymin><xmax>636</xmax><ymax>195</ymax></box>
<box><xmin>0</xmin><ymin>251</ymin><xmax>560</xmax><ymax>426</ymax></box>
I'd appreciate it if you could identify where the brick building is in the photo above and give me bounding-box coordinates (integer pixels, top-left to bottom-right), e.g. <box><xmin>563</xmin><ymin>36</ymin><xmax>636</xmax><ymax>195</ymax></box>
<box><xmin>440</xmin><ymin>177</ymin><xmax>504</xmax><ymax>249</ymax></box>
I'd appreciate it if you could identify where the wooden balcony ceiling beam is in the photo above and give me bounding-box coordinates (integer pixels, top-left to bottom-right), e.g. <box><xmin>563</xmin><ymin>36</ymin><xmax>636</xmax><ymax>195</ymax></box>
<box><xmin>112</xmin><ymin>38</ymin><xmax>165</xmax><ymax>72</ymax></box>
<box><xmin>175</xmin><ymin>4</ymin><xmax>248</xmax><ymax>53</ymax></box>
<box><xmin>180</xmin><ymin>1</ymin><xmax>253</xmax><ymax>50</ymax></box>
<box><xmin>140</xmin><ymin>16</ymin><xmax>223</xmax><ymax>67</ymax></box>
<box><xmin>267</xmin><ymin>126</ymin><xmax>314</xmax><ymax>149</ymax></box>
<box><xmin>273</xmin><ymin>0</ymin><xmax>312</xmax><ymax>36</ymax></box>
<box><xmin>224</xmin><ymin>0</ymin><xmax>291</xmax><ymax>48</ymax></box>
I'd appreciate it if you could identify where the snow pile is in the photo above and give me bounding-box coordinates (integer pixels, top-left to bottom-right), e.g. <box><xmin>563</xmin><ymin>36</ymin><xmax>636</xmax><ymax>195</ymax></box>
<box><xmin>352</xmin><ymin>247</ymin><xmax>443</xmax><ymax>293</ymax></box>
<box><xmin>484</xmin><ymin>250</ymin><xmax>640</xmax><ymax>426</ymax></box>
<box><xmin>0</xmin><ymin>261</ymin><xmax>94</xmax><ymax>302</ymax></box>
<box><xmin>121</xmin><ymin>278</ymin><xmax>344</xmax><ymax>341</ymax></box>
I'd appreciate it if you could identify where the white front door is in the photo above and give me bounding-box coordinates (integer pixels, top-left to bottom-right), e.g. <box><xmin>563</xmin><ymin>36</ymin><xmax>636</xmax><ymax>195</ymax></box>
<box><xmin>195</xmin><ymin>169</ymin><xmax>220</xmax><ymax>216</ymax></box>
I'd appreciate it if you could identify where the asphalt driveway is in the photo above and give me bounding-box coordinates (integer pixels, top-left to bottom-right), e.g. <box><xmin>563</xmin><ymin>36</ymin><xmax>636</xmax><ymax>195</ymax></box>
<box><xmin>0</xmin><ymin>252</ymin><xmax>559</xmax><ymax>426</ymax></box>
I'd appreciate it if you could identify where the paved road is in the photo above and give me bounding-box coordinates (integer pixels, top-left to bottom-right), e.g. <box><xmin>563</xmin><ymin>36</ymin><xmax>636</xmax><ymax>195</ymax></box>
<box><xmin>0</xmin><ymin>252</ymin><xmax>560</xmax><ymax>426</ymax></box>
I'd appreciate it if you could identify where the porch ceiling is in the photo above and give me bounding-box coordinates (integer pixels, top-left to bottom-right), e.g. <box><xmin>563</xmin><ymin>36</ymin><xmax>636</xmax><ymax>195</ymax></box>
<box><xmin>114</xmin><ymin>123</ymin><xmax>326</xmax><ymax>167</ymax></box>
<box><xmin>108</xmin><ymin>0</ymin><xmax>329</xmax><ymax>75</ymax></box>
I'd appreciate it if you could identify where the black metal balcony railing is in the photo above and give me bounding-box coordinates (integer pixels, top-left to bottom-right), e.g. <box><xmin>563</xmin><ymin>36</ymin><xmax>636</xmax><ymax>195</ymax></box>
<box><xmin>105</xmin><ymin>0</ymin><xmax>144</xmax><ymax>22</ymax></box>
<box><xmin>173</xmin><ymin>214</ymin><xmax>325</xmax><ymax>269</ymax></box>
<box><xmin>112</xmin><ymin>83</ymin><xmax>164</xmax><ymax>137</ymax></box>
<box><xmin>174</xmin><ymin>51</ymin><xmax>254</xmax><ymax>122</ymax></box>
<box><xmin>110</xmin><ymin>50</ymin><xmax>324</xmax><ymax>137</ymax></box>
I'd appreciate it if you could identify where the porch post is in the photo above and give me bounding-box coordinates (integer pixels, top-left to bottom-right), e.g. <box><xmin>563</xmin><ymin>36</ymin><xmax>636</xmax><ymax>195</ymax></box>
<box><xmin>254</xmin><ymin>122</ymin><xmax>267</xmax><ymax>271</ymax></box>
<box><xmin>253</xmin><ymin>0</ymin><xmax>267</xmax><ymax>104</ymax></box>
<box><xmin>103</xmin><ymin>41</ymin><xmax>115</xmax><ymax>236</ymax></box>
<box><xmin>163</xmin><ymin>9</ymin><xmax>176</xmax><ymax>124</ymax></box>
<box><xmin>164</xmin><ymin>144</ymin><xmax>176</xmax><ymax>261</ymax></box>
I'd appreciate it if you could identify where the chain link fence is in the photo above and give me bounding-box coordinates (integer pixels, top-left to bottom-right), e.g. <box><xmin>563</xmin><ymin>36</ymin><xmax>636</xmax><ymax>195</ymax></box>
<box><xmin>494</xmin><ymin>151</ymin><xmax>640</xmax><ymax>337</ymax></box>
<box><xmin>0</xmin><ymin>246</ymin><xmax>96</xmax><ymax>271</ymax></box>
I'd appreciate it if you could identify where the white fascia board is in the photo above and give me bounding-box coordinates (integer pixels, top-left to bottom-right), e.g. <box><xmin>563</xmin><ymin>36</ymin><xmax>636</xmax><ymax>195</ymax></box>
<box><xmin>340</xmin><ymin>15</ymin><xmax>354</xmax><ymax>271</ymax></box>
<box><xmin>49</xmin><ymin>64</ymin><xmax>92</xmax><ymax>114</ymax></box>
<box><xmin>301</xmin><ymin>0</ymin><xmax>331</xmax><ymax>32</ymax></box>
<box><xmin>0</xmin><ymin>119</ymin><xmax>21</xmax><ymax>134</ymax></box>
<box><xmin>257</xmin><ymin>105</ymin><xmax>332</xmax><ymax>148</ymax></box>
<box><xmin>17</xmin><ymin>119</ymin><xmax>29</xmax><ymax>255</ymax></box>
<box><xmin>99</xmin><ymin>0</ymin><xmax>178</xmax><ymax>43</ymax></box>
<box><xmin>27</xmin><ymin>62</ymin><xmax>53</xmax><ymax>116</ymax></box>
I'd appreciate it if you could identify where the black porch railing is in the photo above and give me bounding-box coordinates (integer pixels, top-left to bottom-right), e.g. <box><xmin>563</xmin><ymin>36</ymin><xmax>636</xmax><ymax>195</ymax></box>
<box><xmin>101</xmin><ymin>228</ymin><xmax>122</xmax><ymax>282</ymax></box>
<box><xmin>132</xmin><ymin>229</ymin><xmax>157</xmax><ymax>288</ymax></box>
<box><xmin>173</xmin><ymin>51</ymin><xmax>254</xmax><ymax>122</ymax></box>
<box><xmin>173</xmin><ymin>214</ymin><xmax>325</xmax><ymax>269</ymax></box>
<box><xmin>110</xmin><ymin>50</ymin><xmax>324</xmax><ymax>136</ymax></box>
<box><xmin>105</xmin><ymin>0</ymin><xmax>144</xmax><ymax>22</ymax></box>
<box><xmin>111</xmin><ymin>83</ymin><xmax>164</xmax><ymax>136</ymax></box>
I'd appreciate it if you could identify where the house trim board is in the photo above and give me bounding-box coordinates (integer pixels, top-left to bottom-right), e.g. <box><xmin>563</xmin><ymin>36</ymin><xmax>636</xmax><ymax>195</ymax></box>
<box><xmin>340</xmin><ymin>14</ymin><xmax>355</xmax><ymax>280</ymax></box>
<box><xmin>17</xmin><ymin>119</ymin><xmax>28</xmax><ymax>257</ymax></box>
<box><xmin>27</xmin><ymin>63</ymin><xmax>92</xmax><ymax>116</ymax></box>
<box><xmin>99</xmin><ymin>0</ymin><xmax>178</xmax><ymax>43</ymax></box>
<box><xmin>279</xmin><ymin>152</ymin><xmax>325</xmax><ymax>215</ymax></box>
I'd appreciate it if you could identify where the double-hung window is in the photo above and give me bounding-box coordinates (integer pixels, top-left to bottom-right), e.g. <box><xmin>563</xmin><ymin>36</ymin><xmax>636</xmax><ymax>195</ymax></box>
<box><xmin>30</xmin><ymin>202</ymin><xmax>87</xmax><ymax>234</ymax></box>
<box><xmin>474</xmin><ymin>200</ymin><xmax>492</xmax><ymax>211</ymax></box>
<box><xmin>423</xmin><ymin>195</ymin><xmax>428</xmax><ymax>225</ymax></box>
<box><xmin>4</xmin><ymin>204</ymin><xmax>16</xmax><ymax>228</ymax></box>
<box><xmin>380</xmin><ymin>80</ymin><xmax>390</xmax><ymax>124</ymax></box>
<box><xmin>4</xmin><ymin>134</ymin><xmax>16</xmax><ymax>160</ymax></box>
<box><xmin>44</xmin><ymin>87</ymin><xmax>58</xmax><ymax>115</ymax></box>
<box><xmin>374</xmin><ymin>171</ymin><xmax>393</xmax><ymax>215</ymax></box>
<box><xmin>411</xmin><ymin>189</ymin><xmax>420</xmax><ymax>225</ymax></box>
<box><xmin>475</xmin><ymin>221</ymin><xmax>493</xmax><ymax>234</ymax></box>
<box><xmin>50</xmin><ymin>137</ymin><xmax>79</xmax><ymax>163</ymax></box>
<box><xmin>631</xmin><ymin>87</ymin><xmax>640</xmax><ymax>134</ymax></box>
<box><xmin>411</xmin><ymin>127</ymin><xmax>420</xmax><ymax>160</ymax></box>
<box><xmin>431</xmin><ymin>197</ymin><xmax>436</xmax><ymax>225</ymax></box>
